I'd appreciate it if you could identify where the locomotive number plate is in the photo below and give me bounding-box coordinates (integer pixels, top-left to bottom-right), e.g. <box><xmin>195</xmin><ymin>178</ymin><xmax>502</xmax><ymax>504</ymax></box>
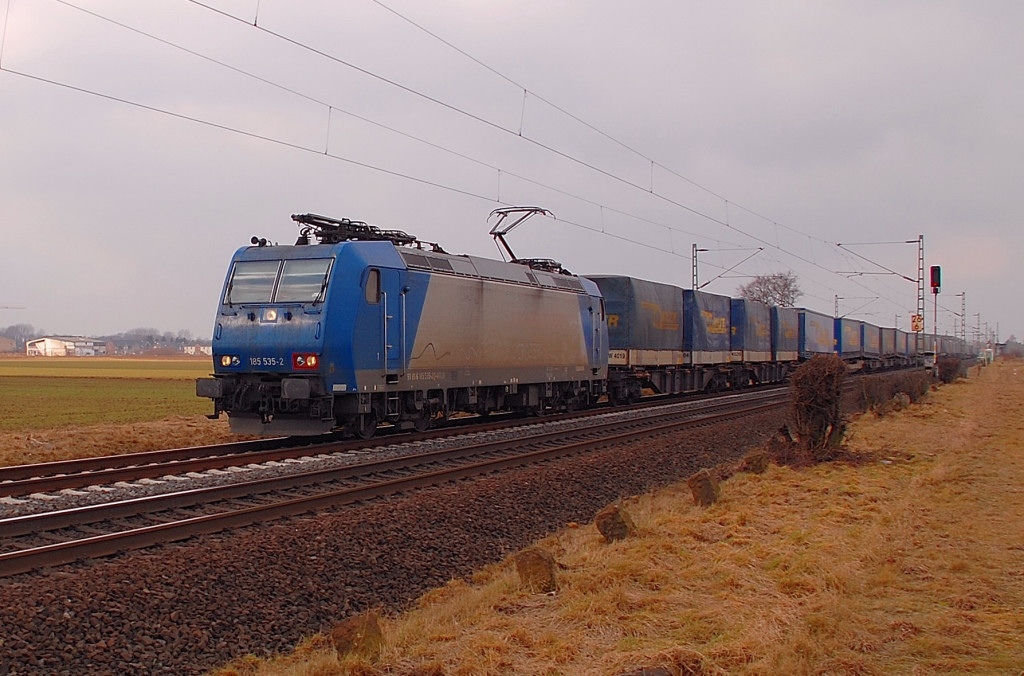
<box><xmin>250</xmin><ymin>356</ymin><xmax>286</xmax><ymax>367</ymax></box>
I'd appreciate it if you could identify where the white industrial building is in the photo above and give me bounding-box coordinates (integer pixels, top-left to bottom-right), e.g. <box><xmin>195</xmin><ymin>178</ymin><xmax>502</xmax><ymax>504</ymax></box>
<box><xmin>25</xmin><ymin>337</ymin><xmax>110</xmax><ymax>357</ymax></box>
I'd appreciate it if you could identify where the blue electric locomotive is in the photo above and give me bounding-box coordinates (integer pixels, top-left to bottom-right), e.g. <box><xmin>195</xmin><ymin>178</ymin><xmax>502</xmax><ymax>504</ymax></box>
<box><xmin>197</xmin><ymin>214</ymin><xmax>608</xmax><ymax>437</ymax></box>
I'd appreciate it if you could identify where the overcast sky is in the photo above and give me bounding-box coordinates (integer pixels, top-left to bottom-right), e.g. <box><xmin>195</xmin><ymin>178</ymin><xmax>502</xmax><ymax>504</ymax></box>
<box><xmin>1</xmin><ymin>1</ymin><xmax>1020</xmax><ymax>342</ymax></box>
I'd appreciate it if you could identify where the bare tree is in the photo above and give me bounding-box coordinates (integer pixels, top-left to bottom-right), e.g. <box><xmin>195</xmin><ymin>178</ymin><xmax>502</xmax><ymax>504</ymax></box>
<box><xmin>737</xmin><ymin>271</ymin><xmax>802</xmax><ymax>306</ymax></box>
<box><xmin>0</xmin><ymin>324</ymin><xmax>40</xmax><ymax>349</ymax></box>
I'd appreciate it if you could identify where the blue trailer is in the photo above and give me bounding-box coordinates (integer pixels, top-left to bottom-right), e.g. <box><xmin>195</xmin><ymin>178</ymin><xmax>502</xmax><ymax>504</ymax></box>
<box><xmin>835</xmin><ymin>318</ymin><xmax>864</xmax><ymax>359</ymax></box>
<box><xmin>730</xmin><ymin>298</ymin><xmax>772</xmax><ymax>362</ymax></box>
<box><xmin>587</xmin><ymin>275</ymin><xmax>685</xmax><ymax>368</ymax></box>
<box><xmin>772</xmin><ymin>306</ymin><xmax>799</xmax><ymax>362</ymax></box>
<box><xmin>684</xmin><ymin>290</ymin><xmax>731</xmax><ymax>365</ymax></box>
<box><xmin>880</xmin><ymin>327</ymin><xmax>897</xmax><ymax>358</ymax></box>
<box><xmin>798</xmin><ymin>309</ymin><xmax>834</xmax><ymax>358</ymax></box>
<box><xmin>862</xmin><ymin>323</ymin><xmax>882</xmax><ymax>360</ymax></box>
<box><xmin>730</xmin><ymin>297</ymin><xmax>790</xmax><ymax>385</ymax></box>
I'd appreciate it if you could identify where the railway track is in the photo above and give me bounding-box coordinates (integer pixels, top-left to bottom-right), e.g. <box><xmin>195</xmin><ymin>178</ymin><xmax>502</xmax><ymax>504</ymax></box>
<box><xmin>0</xmin><ymin>386</ymin><xmax>788</xmax><ymax>498</ymax></box>
<box><xmin>0</xmin><ymin>408</ymin><xmax>577</xmax><ymax>498</ymax></box>
<box><xmin>0</xmin><ymin>389</ymin><xmax>788</xmax><ymax>578</ymax></box>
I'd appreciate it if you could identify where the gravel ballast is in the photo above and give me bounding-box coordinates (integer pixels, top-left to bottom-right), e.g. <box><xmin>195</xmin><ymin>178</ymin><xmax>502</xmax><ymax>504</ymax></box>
<box><xmin>0</xmin><ymin>408</ymin><xmax>784</xmax><ymax>675</ymax></box>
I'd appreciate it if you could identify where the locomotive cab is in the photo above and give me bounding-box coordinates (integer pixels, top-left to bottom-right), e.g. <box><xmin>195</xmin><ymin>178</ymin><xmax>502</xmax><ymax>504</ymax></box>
<box><xmin>196</xmin><ymin>214</ymin><xmax>420</xmax><ymax>436</ymax></box>
<box><xmin>197</xmin><ymin>243</ymin><xmax>340</xmax><ymax>435</ymax></box>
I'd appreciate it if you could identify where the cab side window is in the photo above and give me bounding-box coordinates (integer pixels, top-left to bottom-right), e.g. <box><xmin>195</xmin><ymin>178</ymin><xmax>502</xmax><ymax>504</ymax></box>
<box><xmin>365</xmin><ymin>269</ymin><xmax>381</xmax><ymax>305</ymax></box>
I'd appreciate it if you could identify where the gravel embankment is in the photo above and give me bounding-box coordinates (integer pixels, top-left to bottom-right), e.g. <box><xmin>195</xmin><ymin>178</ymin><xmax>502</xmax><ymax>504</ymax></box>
<box><xmin>0</xmin><ymin>408</ymin><xmax>785</xmax><ymax>675</ymax></box>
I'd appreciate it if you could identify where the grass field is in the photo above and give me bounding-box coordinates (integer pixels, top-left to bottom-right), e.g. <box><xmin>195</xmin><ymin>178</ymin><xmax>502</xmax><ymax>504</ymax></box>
<box><xmin>0</xmin><ymin>357</ymin><xmax>213</xmax><ymax>431</ymax></box>
<box><xmin>0</xmin><ymin>356</ymin><xmax>211</xmax><ymax>380</ymax></box>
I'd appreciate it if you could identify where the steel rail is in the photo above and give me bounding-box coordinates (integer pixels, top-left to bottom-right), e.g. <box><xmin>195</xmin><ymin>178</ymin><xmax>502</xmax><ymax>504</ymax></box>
<box><xmin>0</xmin><ymin>436</ymin><xmax>294</xmax><ymax>482</ymax></box>
<box><xmin>0</xmin><ymin>395</ymin><xmax>786</xmax><ymax>578</ymax></box>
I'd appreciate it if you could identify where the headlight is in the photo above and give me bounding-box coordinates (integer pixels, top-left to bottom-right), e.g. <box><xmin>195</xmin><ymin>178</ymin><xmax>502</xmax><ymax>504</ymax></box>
<box><xmin>261</xmin><ymin>308</ymin><xmax>279</xmax><ymax>322</ymax></box>
<box><xmin>220</xmin><ymin>355</ymin><xmax>241</xmax><ymax>367</ymax></box>
<box><xmin>292</xmin><ymin>353</ymin><xmax>319</xmax><ymax>370</ymax></box>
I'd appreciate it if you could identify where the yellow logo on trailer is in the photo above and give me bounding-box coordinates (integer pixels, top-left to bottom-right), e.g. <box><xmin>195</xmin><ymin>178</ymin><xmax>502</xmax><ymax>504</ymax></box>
<box><xmin>701</xmin><ymin>310</ymin><xmax>728</xmax><ymax>335</ymax></box>
<box><xmin>641</xmin><ymin>302</ymin><xmax>679</xmax><ymax>331</ymax></box>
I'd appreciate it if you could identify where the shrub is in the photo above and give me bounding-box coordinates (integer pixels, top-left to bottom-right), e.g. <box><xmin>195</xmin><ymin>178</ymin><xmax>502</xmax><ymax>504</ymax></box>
<box><xmin>937</xmin><ymin>357</ymin><xmax>962</xmax><ymax>384</ymax></box>
<box><xmin>790</xmin><ymin>354</ymin><xmax>846</xmax><ymax>457</ymax></box>
<box><xmin>857</xmin><ymin>374</ymin><xmax>893</xmax><ymax>412</ymax></box>
<box><xmin>893</xmin><ymin>370</ymin><xmax>932</xmax><ymax>402</ymax></box>
<box><xmin>857</xmin><ymin>369</ymin><xmax>934</xmax><ymax>416</ymax></box>
<box><xmin>854</xmin><ymin>369</ymin><xmax>933</xmax><ymax>416</ymax></box>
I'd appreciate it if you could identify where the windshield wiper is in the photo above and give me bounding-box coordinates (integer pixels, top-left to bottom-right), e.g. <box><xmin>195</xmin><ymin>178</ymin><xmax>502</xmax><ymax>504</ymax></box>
<box><xmin>312</xmin><ymin>277</ymin><xmax>328</xmax><ymax>305</ymax></box>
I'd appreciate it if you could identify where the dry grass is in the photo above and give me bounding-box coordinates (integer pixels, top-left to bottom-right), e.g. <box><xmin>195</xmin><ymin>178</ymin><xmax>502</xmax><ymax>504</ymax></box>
<box><xmin>0</xmin><ymin>415</ymin><xmax>241</xmax><ymax>468</ymax></box>
<box><xmin>0</xmin><ymin>356</ymin><xmax>237</xmax><ymax>467</ymax></box>
<box><xmin>212</xmin><ymin>359</ymin><xmax>1024</xmax><ymax>676</ymax></box>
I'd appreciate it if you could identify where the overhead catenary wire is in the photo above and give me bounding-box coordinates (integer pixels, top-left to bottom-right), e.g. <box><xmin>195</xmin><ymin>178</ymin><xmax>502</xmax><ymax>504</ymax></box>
<box><xmin>339</xmin><ymin>0</ymin><xmax>927</xmax><ymax>314</ymax></box>
<box><xmin>183</xmin><ymin>0</ymin><xmax>694</xmax><ymax>211</ymax></box>
<box><xmin>698</xmin><ymin>248</ymin><xmax>764</xmax><ymax>290</ymax></box>
<box><xmin>30</xmin><ymin>1</ymin><xmax>755</xmax><ymax>248</ymax></box>
<box><xmin>48</xmin><ymin>0</ymin><xmax>761</xmax><ymax>256</ymax></box>
<box><xmin>8</xmin><ymin>1</ymin><xmax>920</xmax><ymax>319</ymax></box>
<box><xmin>837</xmin><ymin>241</ymin><xmax>919</xmax><ymax>282</ymax></box>
<box><xmin>181</xmin><ymin>1</ymin><xmax>836</xmax><ymax>250</ymax></box>
<box><xmin>0</xmin><ymin>66</ymin><xmax>742</xmax><ymax>278</ymax></box>
<box><xmin>367</xmin><ymin>0</ymin><xmax>943</xmax><ymax>319</ymax></box>
<box><xmin>159</xmin><ymin>2</ymin><xmax>917</xmax><ymax>302</ymax></box>
<box><xmin>365</xmin><ymin>0</ymin><xmax>870</xmax><ymax>255</ymax></box>
<box><xmin>1</xmin><ymin>67</ymin><xmax>494</xmax><ymax>203</ymax></box>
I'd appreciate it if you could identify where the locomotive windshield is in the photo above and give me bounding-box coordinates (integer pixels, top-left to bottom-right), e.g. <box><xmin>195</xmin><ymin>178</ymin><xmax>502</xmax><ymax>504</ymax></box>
<box><xmin>225</xmin><ymin>258</ymin><xmax>332</xmax><ymax>305</ymax></box>
<box><xmin>226</xmin><ymin>260</ymin><xmax>279</xmax><ymax>304</ymax></box>
<box><xmin>277</xmin><ymin>259</ymin><xmax>333</xmax><ymax>302</ymax></box>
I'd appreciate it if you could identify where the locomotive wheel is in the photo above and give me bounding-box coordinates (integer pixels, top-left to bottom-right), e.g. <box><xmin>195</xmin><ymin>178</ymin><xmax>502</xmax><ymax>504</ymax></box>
<box><xmin>352</xmin><ymin>414</ymin><xmax>377</xmax><ymax>439</ymax></box>
<box><xmin>413</xmin><ymin>409</ymin><xmax>431</xmax><ymax>432</ymax></box>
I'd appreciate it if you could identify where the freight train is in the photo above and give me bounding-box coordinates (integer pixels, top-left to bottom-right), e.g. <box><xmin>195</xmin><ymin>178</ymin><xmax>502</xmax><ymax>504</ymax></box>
<box><xmin>196</xmin><ymin>211</ymin><xmax>970</xmax><ymax>437</ymax></box>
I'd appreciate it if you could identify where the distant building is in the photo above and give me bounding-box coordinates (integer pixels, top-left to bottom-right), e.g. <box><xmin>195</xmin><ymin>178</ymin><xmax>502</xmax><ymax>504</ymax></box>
<box><xmin>25</xmin><ymin>337</ymin><xmax>109</xmax><ymax>357</ymax></box>
<box><xmin>0</xmin><ymin>336</ymin><xmax>15</xmax><ymax>353</ymax></box>
<box><xmin>183</xmin><ymin>344</ymin><xmax>213</xmax><ymax>356</ymax></box>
